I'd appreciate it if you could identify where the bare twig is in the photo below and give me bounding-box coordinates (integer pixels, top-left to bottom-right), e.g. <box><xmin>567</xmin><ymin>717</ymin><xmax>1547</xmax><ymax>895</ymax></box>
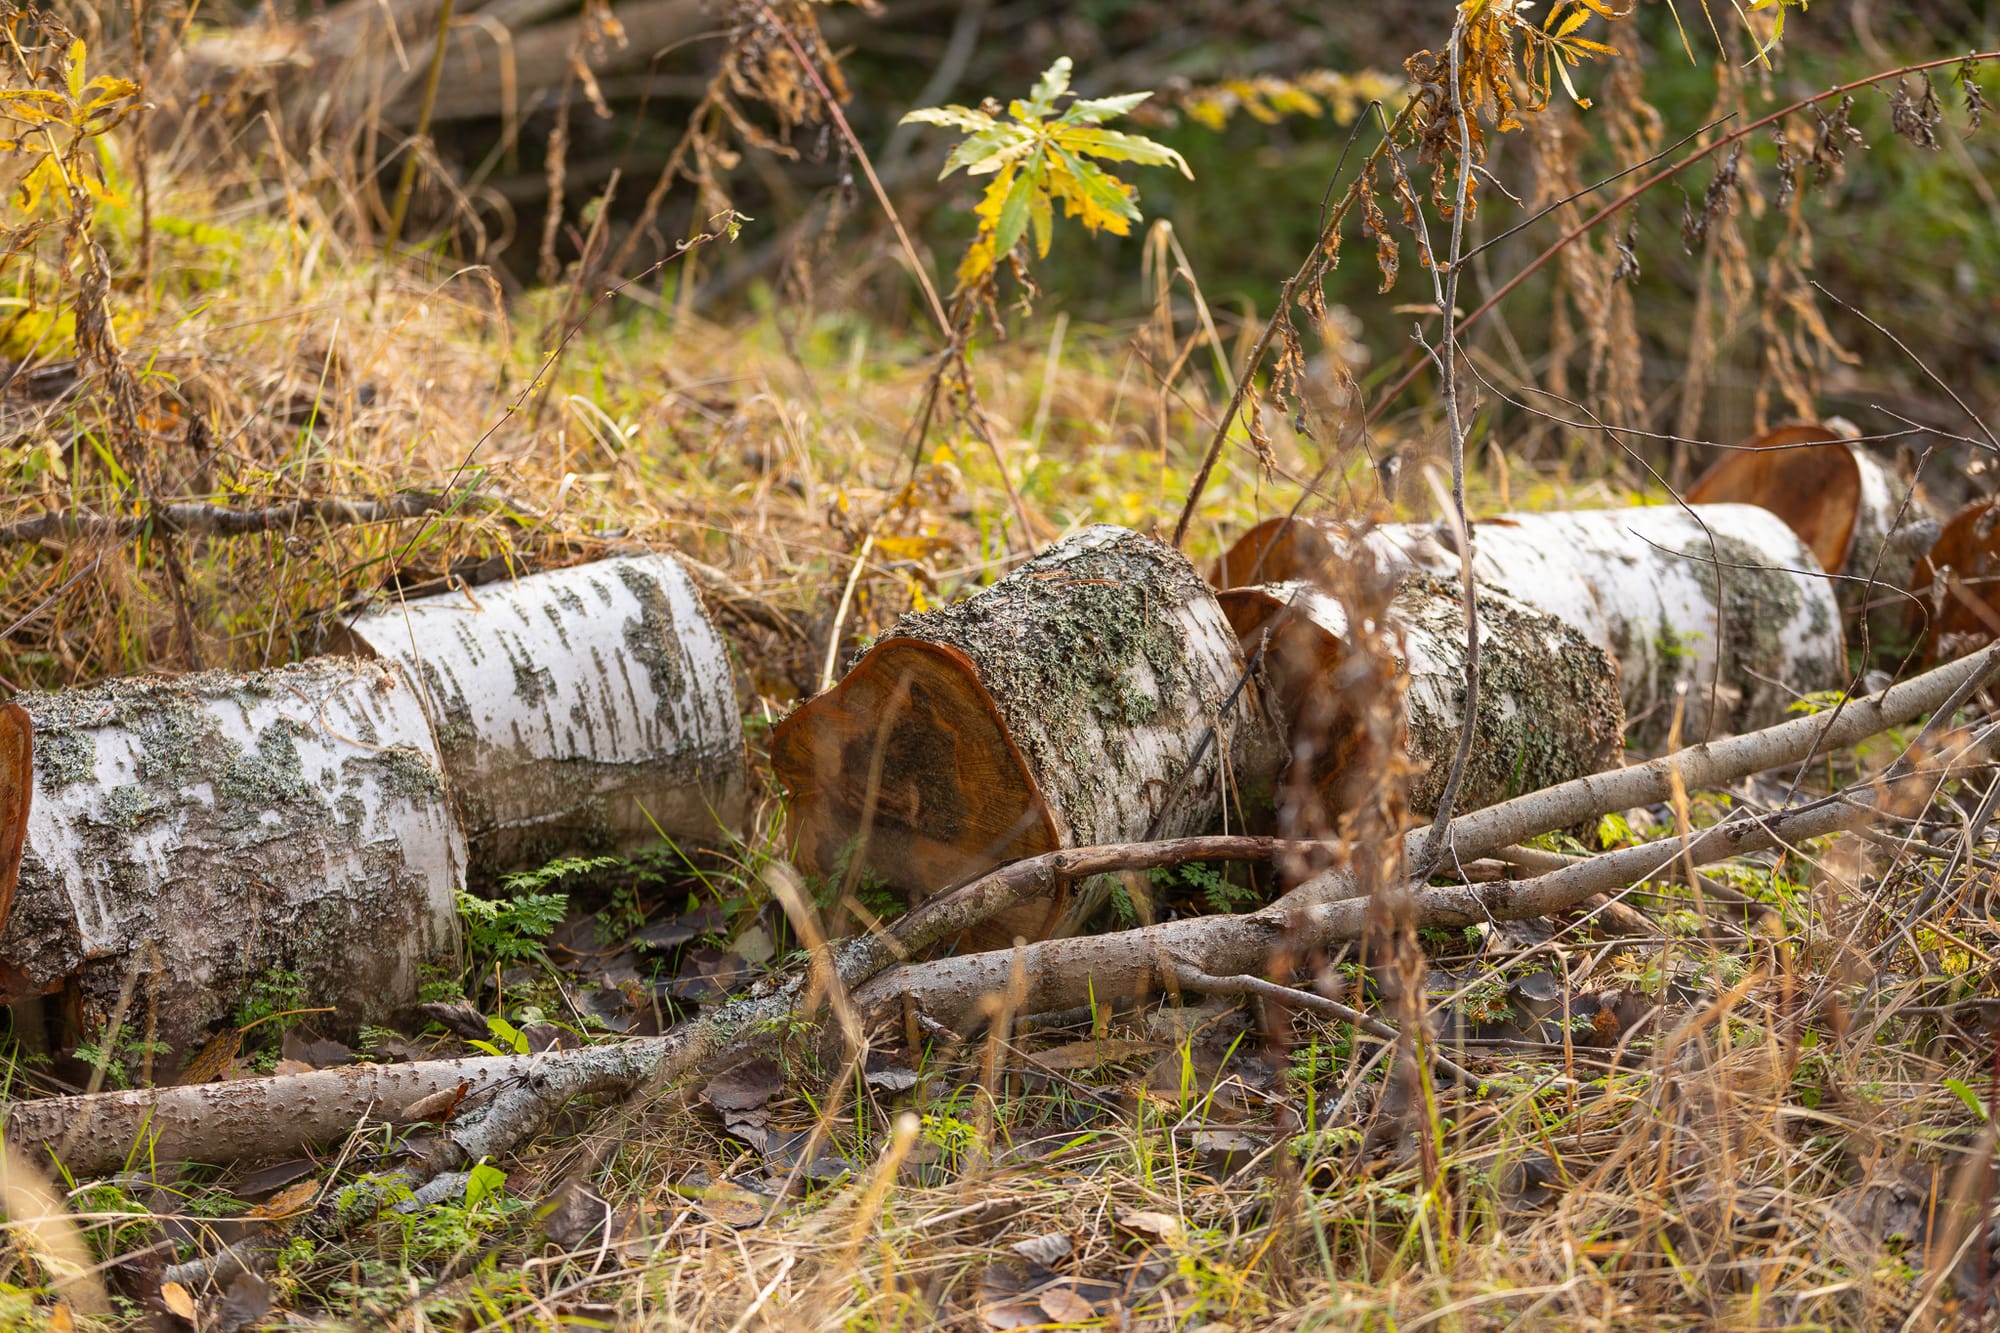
<box><xmin>1169</xmin><ymin>94</ymin><xmax>1423</xmax><ymax>548</ymax></box>
<box><xmin>5</xmin><ymin>836</ymin><xmax>1300</xmax><ymax>1177</ymax></box>
<box><xmin>0</xmin><ymin>492</ymin><xmax>501</xmax><ymax>544</ymax></box>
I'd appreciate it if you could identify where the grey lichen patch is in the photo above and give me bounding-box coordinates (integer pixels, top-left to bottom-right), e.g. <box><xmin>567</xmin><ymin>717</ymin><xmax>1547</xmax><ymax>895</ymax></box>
<box><xmin>34</xmin><ymin>730</ymin><xmax>96</xmax><ymax>790</ymax></box>
<box><xmin>103</xmin><ymin>782</ymin><xmax>158</xmax><ymax>830</ymax></box>
<box><xmin>617</xmin><ymin>563</ymin><xmax>690</xmax><ymax>710</ymax></box>
<box><xmin>218</xmin><ymin>719</ymin><xmax>314</xmax><ymax>812</ymax></box>
<box><xmin>1403</xmin><ymin>579</ymin><xmax>1625</xmax><ymax>816</ymax></box>
<box><xmin>368</xmin><ymin>744</ymin><xmax>447</xmax><ymax>801</ymax></box>
<box><xmin>890</xmin><ymin>528</ymin><xmax>1209</xmax><ymax>831</ymax></box>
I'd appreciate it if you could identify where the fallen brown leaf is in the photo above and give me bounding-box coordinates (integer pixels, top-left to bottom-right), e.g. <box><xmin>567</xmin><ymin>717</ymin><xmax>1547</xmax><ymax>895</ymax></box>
<box><xmin>160</xmin><ymin>1281</ymin><xmax>197</xmax><ymax>1321</ymax></box>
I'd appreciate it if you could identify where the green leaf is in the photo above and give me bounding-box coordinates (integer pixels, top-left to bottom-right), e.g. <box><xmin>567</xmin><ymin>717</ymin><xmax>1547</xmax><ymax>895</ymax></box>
<box><xmin>993</xmin><ymin>163</ymin><xmax>1036</xmax><ymax>263</ymax></box>
<box><xmin>1945</xmin><ymin>1077</ymin><xmax>1990</xmax><ymax>1122</ymax></box>
<box><xmin>464</xmin><ymin>1161</ymin><xmax>508</xmax><ymax>1208</ymax></box>
<box><xmin>1059</xmin><ymin>91</ymin><xmax>1152</xmax><ymax>125</ymax></box>
<box><xmin>1056</xmin><ymin>126</ymin><xmax>1193</xmax><ymax>178</ymax></box>
<box><xmin>1028</xmin><ymin>184</ymin><xmax>1053</xmax><ymax>258</ymax></box>
<box><xmin>947</xmin><ymin>125</ymin><xmax>1035</xmax><ymax>177</ymax></box>
<box><xmin>1025</xmin><ymin>57</ymin><xmax>1072</xmax><ymax>117</ymax></box>
<box><xmin>898</xmin><ymin>104</ymin><xmax>995</xmax><ymax>134</ymax></box>
<box><xmin>1048</xmin><ymin>145</ymin><xmax>1141</xmax><ymax>232</ymax></box>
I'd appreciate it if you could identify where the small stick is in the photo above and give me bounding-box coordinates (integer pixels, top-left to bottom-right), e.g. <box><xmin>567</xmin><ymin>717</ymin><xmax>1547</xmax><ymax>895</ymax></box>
<box><xmin>820</xmin><ymin>527</ymin><xmax>877</xmax><ymax>693</ymax></box>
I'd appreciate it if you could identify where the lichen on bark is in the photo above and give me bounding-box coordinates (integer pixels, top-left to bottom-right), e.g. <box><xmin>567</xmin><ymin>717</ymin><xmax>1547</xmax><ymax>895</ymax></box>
<box><xmin>1401</xmin><ymin>579</ymin><xmax>1625</xmax><ymax>815</ymax></box>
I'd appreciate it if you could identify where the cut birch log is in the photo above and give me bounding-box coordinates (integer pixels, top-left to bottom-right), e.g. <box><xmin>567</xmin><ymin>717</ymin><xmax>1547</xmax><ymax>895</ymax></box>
<box><xmin>0</xmin><ymin>703</ymin><xmax>27</xmax><ymax>933</ymax></box>
<box><xmin>1905</xmin><ymin>497</ymin><xmax>2000</xmax><ymax>665</ymax></box>
<box><xmin>333</xmin><ymin>554</ymin><xmax>747</xmax><ymax>874</ymax></box>
<box><xmin>857</xmin><ymin>639</ymin><xmax>2000</xmax><ymax>1032</ymax></box>
<box><xmin>771</xmin><ymin>525</ymin><xmax>1278</xmax><ymax>945</ymax></box>
<box><xmin>1686</xmin><ymin>420</ymin><xmax>1937</xmax><ymax>639</ymax></box>
<box><xmin>1216</xmin><ymin>503</ymin><xmax>1846</xmax><ymax>744</ymax></box>
<box><xmin>1218</xmin><ymin>579</ymin><xmax>1624</xmax><ymax>818</ymax></box>
<box><xmin>0</xmin><ymin>662</ymin><xmax>465</xmax><ymax>1062</ymax></box>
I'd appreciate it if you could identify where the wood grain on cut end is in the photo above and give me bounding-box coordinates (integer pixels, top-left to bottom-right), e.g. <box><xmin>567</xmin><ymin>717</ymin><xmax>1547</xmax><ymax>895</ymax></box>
<box><xmin>1908</xmin><ymin>498</ymin><xmax>2000</xmax><ymax>664</ymax></box>
<box><xmin>1212</xmin><ymin>516</ymin><xmax>1340</xmax><ymax>589</ymax></box>
<box><xmin>0</xmin><ymin>703</ymin><xmax>28</xmax><ymax>936</ymax></box>
<box><xmin>771</xmin><ymin>637</ymin><xmax>1061</xmax><ymax>939</ymax></box>
<box><xmin>1687</xmin><ymin>423</ymin><xmax>1862</xmax><ymax>576</ymax></box>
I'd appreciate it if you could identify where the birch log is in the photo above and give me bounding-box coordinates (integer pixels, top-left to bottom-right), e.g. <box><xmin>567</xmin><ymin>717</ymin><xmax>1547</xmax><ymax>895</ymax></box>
<box><xmin>335</xmin><ymin>554</ymin><xmax>747</xmax><ymax>874</ymax></box>
<box><xmin>1218</xmin><ymin>580</ymin><xmax>1624</xmax><ymax>817</ymax></box>
<box><xmin>0</xmin><ymin>663</ymin><xmax>464</xmax><ymax>1061</ymax></box>
<box><xmin>1687</xmin><ymin>421</ymin><xmax>1936</xmax><ymax>641</ymax></box>
<box><xmin>1905</xmin><ymin>498</ymin><xmax>2000</xmax><ymax>665</ymax></box>
<box><xmin>772</xmin><ymin>526</ymin><xmax>1278</xmax><ymax>945</ymax></box>
<box><xmin>1217</xmin><ymin>504</ymin><xmax>1846</xmax><ymax>744</ymax></box>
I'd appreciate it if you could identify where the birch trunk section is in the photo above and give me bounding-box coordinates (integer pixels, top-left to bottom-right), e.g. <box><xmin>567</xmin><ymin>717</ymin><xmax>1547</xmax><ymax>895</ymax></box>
<box><xmin>1686</xmin><ymin>421</ymin><xmax>1937</xmax><ymax>646</ymax></box>
<box><xmin>773</xmin><ymin>526</ymin><xmax>1278</xmax><ymax>944</ymax></box>
<box><xmin>1218</xmin><ymin>579</ymin><xmax>1624</xmax><ymax>818</ymax></box>
<box><xmin>1218</xmin><ymin>503</ymin><xmax>1846</xmax><ymax>745</ymax></box>
<box><xmin>336</xmin><ymin>554</ymin><xmax>747</xmax><ymax>874</ymax></box>
<box><xmin>0</xmin><ymin>662</ymin><xmax>464</xmax><ymax>1061</ymax></box>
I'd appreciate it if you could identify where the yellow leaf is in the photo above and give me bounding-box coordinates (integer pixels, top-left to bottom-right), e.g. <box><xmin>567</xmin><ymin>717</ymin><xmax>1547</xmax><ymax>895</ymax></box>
<box><xmin>0</xmin><ymin>90</ymin><xmax>68</xmax><ymax>125</ymax></box>
<box><xmin>66</xmin><ymin>39</ymin><xmax>86</xmax><ymax>103</ymax></box>
<box><xmin>160</xmin><ymin>1282</ymin><xmax>197</xmax><ymax>1320</ymax></box>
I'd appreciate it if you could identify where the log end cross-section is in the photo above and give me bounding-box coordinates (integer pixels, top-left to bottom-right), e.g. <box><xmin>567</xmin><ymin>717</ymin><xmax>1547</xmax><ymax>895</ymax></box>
<box><xmin>774</xmin><ymin>526</ymin><xmax>1276</xmax><ymax>946</ymax></box>
<box><xmin>1686</xmin><ymin>423</ymin><xmax>1868</xmax><ymax>577</ymax></box>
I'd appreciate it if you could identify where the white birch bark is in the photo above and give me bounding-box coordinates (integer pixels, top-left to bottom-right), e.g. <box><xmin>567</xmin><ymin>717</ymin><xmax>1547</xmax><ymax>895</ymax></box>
<box><xmin>340</xmin><ymin>554</ymin><xmax>747</xmax><ymax>873</ymax></box>
<box><xmin>1</xmin><ymin>661</ymin><xmax>464</xmax><ymax>1059</ymax></box>
<box><xmin>1218</xmin><ymin>504</ymin><xmax>1847</xmax><ymax>744</ymax></box>
<box><xmin>1221</xmin><ymin>578</ymin><xmax>1624</xmax><ymax>815</ymax></box>
<box><xmin>1684</xmin><ymin>422</ymin><xmax>1938</xmax><ymax>642</ymax></box>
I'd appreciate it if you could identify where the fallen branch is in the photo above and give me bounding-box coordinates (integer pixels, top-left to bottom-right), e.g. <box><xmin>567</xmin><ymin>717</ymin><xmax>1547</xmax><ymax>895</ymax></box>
<box><xmin>2</xmin><ymin>836</ymin><xmax>1295</xmax><ymax>1177</ymax></box>
<box><xmin>0</xmin><ymin>492</ymin><xmax>502</xmax><ymax>544</ymax></box>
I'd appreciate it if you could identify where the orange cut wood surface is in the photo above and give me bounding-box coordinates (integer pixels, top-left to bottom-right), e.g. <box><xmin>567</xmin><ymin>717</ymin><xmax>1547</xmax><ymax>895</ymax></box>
<box><xmin>1906</xmin><ymin>498</ymin><xmax>2000</xmax><ymax>663</ymax></box>
<box><xmin>0</xmin><ymin>703</ymin><xmax>29</xmax><ymax>937</ymax></box>
<box><xmin>1212</xmin><ymin>516</ymin><xmax>1341</xmax><ymax>589</ymax></box>
<box><xmin>771</xmin><ymin>638</ymin><xmax>1062</xmax><ymax>938</ymax></box>
<box><xmin>1685</xmin><ymin>422</ymin><xmax>1862</xmax><ymax>576</ymax></box>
